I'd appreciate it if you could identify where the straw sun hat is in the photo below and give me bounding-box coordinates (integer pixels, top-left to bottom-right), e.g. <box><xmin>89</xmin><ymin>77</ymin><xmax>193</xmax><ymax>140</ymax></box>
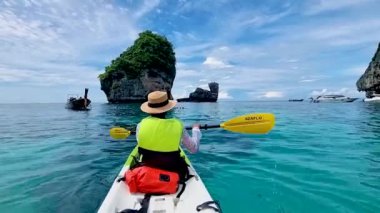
<box><xmin>140</xmin><ymin>91</ymin><xmax>177</xmax><ymax>114</ymax></box>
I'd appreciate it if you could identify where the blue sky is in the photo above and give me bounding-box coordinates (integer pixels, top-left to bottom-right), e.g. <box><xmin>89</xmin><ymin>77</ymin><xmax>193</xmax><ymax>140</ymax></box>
<box><xmin>0</xmin><ymin>0</ymin><xmax>379</xmax><ymax>103</ymax></box>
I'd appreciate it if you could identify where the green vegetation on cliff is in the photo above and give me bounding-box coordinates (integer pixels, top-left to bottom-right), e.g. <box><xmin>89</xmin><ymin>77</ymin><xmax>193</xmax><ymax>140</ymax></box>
<box><xmin>99</xmin><ymin>30</ymin><xmax>176</xmax><ymax>80</ymax></box>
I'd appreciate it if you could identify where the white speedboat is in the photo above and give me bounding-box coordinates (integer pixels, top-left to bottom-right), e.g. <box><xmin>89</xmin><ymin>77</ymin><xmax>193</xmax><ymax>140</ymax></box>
<box><xmin>364</xmin><ymin>92</ymin><xmax>380</xmax><ymax>102</ymax></box>
<box><xmin>310</xmin><ymin>95</ymin><xmax>358</xmax><ymax>103</ymax></box>
<box><xmin>364</xmin><ymin>97</ymin><xmax>380</xmax><ymax>102</ymax></box>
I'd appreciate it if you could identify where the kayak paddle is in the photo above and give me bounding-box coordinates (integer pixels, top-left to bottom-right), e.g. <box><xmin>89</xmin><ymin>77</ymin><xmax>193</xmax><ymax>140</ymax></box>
<box><xmin>109</xmin><ymin>113</ymin><xmax>275</xmax><ymax>140</ymax></box>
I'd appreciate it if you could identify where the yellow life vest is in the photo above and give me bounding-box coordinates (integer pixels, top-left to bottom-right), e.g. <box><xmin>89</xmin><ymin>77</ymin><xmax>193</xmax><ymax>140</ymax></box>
<box><xmin>137</xmin><ymin>116</ymin><xmax>183</xmax><ymax>152</ymax></box>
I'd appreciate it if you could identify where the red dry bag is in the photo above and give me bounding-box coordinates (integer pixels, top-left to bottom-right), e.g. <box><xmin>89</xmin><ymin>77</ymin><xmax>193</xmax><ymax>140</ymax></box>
<box><xmin>125</xmin><ymin>166</ymin><xmax>179</xmax><ymax>194</ymax></box>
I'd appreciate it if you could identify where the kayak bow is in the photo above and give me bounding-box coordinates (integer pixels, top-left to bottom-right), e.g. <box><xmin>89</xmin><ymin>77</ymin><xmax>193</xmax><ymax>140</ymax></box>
<box><xmin>98</xmin><ymin>151</ymin><xmax>221</xmax><ymax>213</ymax></box>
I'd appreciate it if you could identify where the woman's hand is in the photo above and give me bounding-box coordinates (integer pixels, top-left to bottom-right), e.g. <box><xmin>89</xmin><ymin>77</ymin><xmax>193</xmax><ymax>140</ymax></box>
<box><xmin>192</xmin><ymin>123</ymin><xmax>200</xmax><ymax>129</ymax></box>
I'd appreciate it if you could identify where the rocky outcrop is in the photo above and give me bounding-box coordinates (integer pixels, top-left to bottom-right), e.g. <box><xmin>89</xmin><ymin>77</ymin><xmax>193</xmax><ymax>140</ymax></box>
<box><xmin>99</xmin><ymin>31</ymin><xmax>176</xmax><ymax>103</ymax></box>
<box><xmin>177</xmin><ymin>82</ymin><xmax>219</xmax><ymax>102</ymax></box>
<box><xmin>101</xmin><ymin>69</ymin><xmax>174</xmax><ymax>103</ymax></box>
<box><xmin>356</xmin><ymin>42</ymin><xmax>380</xmax><ymax>95</ymax></box>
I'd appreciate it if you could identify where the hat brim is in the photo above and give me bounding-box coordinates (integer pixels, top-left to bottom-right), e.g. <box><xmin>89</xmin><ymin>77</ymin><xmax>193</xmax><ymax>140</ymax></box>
<box><xmin>140</xmin><ymin>100</ymin><xmax>177</xmax><ymax>114</ymax></box>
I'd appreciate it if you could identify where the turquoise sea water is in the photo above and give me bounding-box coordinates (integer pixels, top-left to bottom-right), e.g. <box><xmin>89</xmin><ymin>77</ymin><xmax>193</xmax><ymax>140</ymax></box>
<box><xmin>0</xmin><ymin>102</ymin><xmax>379</xmax><ymax>213</ymax></box>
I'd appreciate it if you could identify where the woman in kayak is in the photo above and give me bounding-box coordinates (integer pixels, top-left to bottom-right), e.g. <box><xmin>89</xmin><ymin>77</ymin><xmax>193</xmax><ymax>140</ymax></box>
<box><xmin>131</xmin><ymin>90</ymin><xmax>201</xmax><ymax>179</ymax></box>
<box><xmin>99</xmin><ymin>91</ymin><xmax>221</xmax><ymax>211</ymax></box>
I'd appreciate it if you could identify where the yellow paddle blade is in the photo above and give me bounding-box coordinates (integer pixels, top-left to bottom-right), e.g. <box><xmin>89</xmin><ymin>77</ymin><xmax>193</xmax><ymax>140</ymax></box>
<box><xmin>220</xmin><ymin>113</ymin><xmax>275</xmax><ymax>134</ymax></box>
<box><xmin>110</xmin><ymin>127</ymin><xmax>131</xmax><ymax>139</ymax></box>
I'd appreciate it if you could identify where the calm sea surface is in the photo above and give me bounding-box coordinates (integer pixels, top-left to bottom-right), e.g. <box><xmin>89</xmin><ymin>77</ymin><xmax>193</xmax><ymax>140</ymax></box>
<box><xmin>0</xmin><ymin>101</ymin><xmax>379</xmax><ymax>213</ymax></box>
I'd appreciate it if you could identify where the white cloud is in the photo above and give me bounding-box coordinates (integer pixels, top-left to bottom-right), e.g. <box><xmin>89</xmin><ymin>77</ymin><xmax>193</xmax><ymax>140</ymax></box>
<box><xmin>305</xmin><ymin>0</ymin><xmax>374</xmax><ymax>15</ymax></box>
<box><xmin>299</xmin><ymin>79</ymin><xmax>317</xmax><ymax>83</ymax></box>
<box><xmin>219</xmin><ymin>46</ymin><xmax>229</xmax><ymax>51</ymax></box>
<box><xmin>171</xmin><ymin>31</ymin><xmax>198</xmax><ymax>43</ymax></box>
<box><xmin>198</xmin><ymin>84</ymin><xmax>209</xmax><ymax>90</ymax></box>
<box><xmin>174</xmin><ymin>52</ymin><xmax>300</xmax><ymax>99</ymax></box>
<box><xmin>0</xmin><ymin>65</ymin><xmax>101</xmax><ymax>86</ymax></box>
<box><xmin>346</xmin><ymin>65</ymin><xmax>368</xmax><ymax>76</ymax></box>
<box><xmin>203</xmin><ymin>45</ymin><xmax>269</xmax><ymax>67</ymax></box>
<box><xmin>278</xmin><ymin>58</ymin><xmax>299</xmax><ymax>63</ymax></box>
<box><xmin>0</xmin><ymin>11</ymin><xmax>59</xmax><ymax>41</ymax></box>
<box><xmin>238</xmin><ymin>9</ymin><xmax>291</xmax><ymax>28</ymax></box>
<box><xmin>175</xmin><ymin>68</ymin><xmax>200</xmax><ymax>78</ymax></box>
<box><xmin>172</xmin><ymin>90</ymin><xmax>190</xmax><ymax>99</ymax></box>
<box><xmin>132</xmin><ymin>0</ymin><xmax>161</xmax><ymax>19</ymax></box>
<box><xmin>311</xmin><ymin>88</ymin><xmax>328</xmax><ymax>96</ymax></box>
<box><xmin>172</xmin><ymin>7</ymin><xmax>378</xmax><ymax>100</ymax></box>
<box><xmin>0</xmin><ymin>0</ymin><xmax>376</xmax><ymax>102</ymax></box>
<box><xmin>0</xmin><ymin>67</ymin><xmax>33</xmax><ymax>82</ymax></box>
<box><xmin>260</xmin><ymin>91</ymin><xmax>284</xmax><ymax>98</ymax></box>
<box><xmin>221</xmin><ymin>76</ymin><xmax>230</xmax><ymax>80</ymax></box>
<box><xmin>298</xmin><ymin>75</ymin><xmax>328</xmax><ymax>83</ymax></box>
<box><xmin>202</xmin><ymin>57</ymin><xmax>233</xmax><ymax>69</ymax></box>
<box><xmin>306</xmin><ymin>20</ymin><xmax>380</xmax><ymax>46</ymax></box>
<box><xmin>218</xmin><ymin>90</ymin><xmax>232</xmax><ymax>99</ymax></box>
<box><xmin>175</xmin><ymin>0</ymin><xmax>232</xmax><ymax>14</ymax></box>
<box><xmin>0</xmin><ymin>1</ymin><xmax>160</xmax><ymax>90</ymax></box>
<box><xmin>175</xmin><ymin>43</ymin><xmax>215</xmax><ymax>60</ymax></box>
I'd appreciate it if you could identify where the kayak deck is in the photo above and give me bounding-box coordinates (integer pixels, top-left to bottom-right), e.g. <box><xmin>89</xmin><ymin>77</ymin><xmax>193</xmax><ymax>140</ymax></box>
<box><xmin>98</xmin><ymin>165</ymin><xmax>219</xmax><ymax>213</ymax></box>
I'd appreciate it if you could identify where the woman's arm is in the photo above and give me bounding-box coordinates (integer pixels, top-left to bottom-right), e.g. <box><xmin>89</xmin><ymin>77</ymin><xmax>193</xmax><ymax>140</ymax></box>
<box><xmin>181</xmin><ymin>125</ymin><xmax>201</xmax><ymax>153</ymax></box>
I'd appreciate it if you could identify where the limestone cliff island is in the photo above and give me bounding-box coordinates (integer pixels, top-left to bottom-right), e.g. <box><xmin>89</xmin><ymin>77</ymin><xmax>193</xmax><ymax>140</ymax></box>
<box><xmin>99</xmin><ymin>31</ymin><xmax>176</xmax><ymax>103</ymax></box>
<box><xmin>356</xmin><ymin>42</ymin><xmax>380</xmax><ymax>97</ymax></box>
<box><xmin>177</xmin><ymin>82</ymin><xmax>219</xmax><ymax>102</ymax></box>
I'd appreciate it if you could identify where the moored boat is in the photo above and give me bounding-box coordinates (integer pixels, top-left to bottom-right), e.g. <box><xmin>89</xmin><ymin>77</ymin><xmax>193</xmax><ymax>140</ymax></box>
<box><xmin>288</xmin><ymin>99</ymin><xmax>304</xmax><ymax>102</ymax></box>
<box><xmin>364</xmin><ymin>91</ymin><xmax>380</xmax><ymax>102</ymax></box>
<box><xmin>310</xmin><ymin>95</ymin><xmax>358</xmax><ymax>103</ymax></box>
<box><xmin>364</xmin><ymin>97</ymin><xmax>380</xmax><ymax>102</ymax></box>
<box><xmin>66</xmin><ymin>88</ymin><xmax>91</xmax><ymax>110</ymax></box>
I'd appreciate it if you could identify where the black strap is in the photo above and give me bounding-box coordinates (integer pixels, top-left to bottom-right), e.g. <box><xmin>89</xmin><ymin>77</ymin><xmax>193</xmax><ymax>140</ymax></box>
<box><xmin>148</xmin><ymin>99</ymin><xmax>169</xmax><ymax>108</ymax></box>
<box><xmin>139</xmin><ymin>194</ymin><xmax>151</xmax><ymax>213</ymax></box>
<box><xmin>117</xmin><ymin>177</ymin><xmax>125</xmax><ymax>182</ymax></box>
<box><xmin>120</xmin><ymin>148</ymin><xmax>193</xmax><ymax>201</ymax></box>
<box><xmin>184</xmin><ymin>174</ymin><xmax>194</xmax><ymax>182</ymax></box>
<box><xmin>174</xmin><ymin>174</ymin><xmax>195</xmax><ymax>204</ymax></box>
<box><xmin>119</xmin><ymin>194</ymin><xmax>151</xmax><ymax>213</ymax></box>
<box><xmin>130</xmin><ymin>156</ymin><xmax>144</xmax><ymax>170</ymax></box>
<box><xmin>118</xmin><ymin>210</ymin><xmax>138</xmax><ymax>213</ymax></box>
<box><xmin>137</xmin><ymin>147</ymin><xmax>190</xmax><ymax>181</ymax></box>
<box><xmin>176</xmin><ymin>181</ymin><xmax>186</xmax><ymax>199</ymax></box>
<box><xmin>196</xmin><ymin>200</ymin><xmax>222</xmax><ymax>212</ymax></box>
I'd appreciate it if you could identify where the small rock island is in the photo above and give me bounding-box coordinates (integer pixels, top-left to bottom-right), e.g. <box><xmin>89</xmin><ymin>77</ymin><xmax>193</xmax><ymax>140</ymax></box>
<box><xmin>177</xmin><ymin>82</ymin><xmax>219</xmax><ymax>102</ymax></box>
<box><xmin>356</xmin><ymin>42</ymin><xmax>380</xmax><ymax>98</ymax></box>
<box><xmin>99</xmin><ymin>31</ymin><xmax>176</xmax><ymax>103</ymax></box>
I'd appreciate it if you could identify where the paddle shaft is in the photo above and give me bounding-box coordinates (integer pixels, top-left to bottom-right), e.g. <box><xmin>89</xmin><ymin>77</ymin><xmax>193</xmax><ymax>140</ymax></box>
<box><xmin>124</xmin><ymin>124</ymin><xmax>220</xmax><ymax>136</ymax></box>
<box><xmin>185</xmin><ymin>124</ymin><xmax>220</xmax><ymax>130</ymax></box>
